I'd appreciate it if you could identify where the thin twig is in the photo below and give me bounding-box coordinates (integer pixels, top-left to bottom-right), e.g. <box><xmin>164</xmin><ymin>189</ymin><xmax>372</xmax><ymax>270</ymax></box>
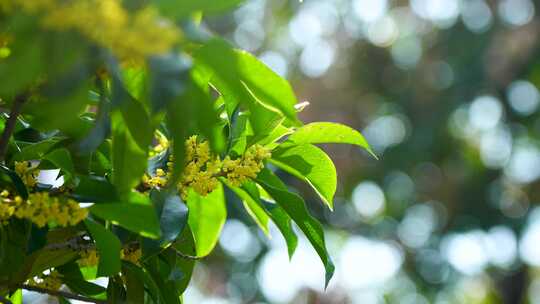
<box><xmin>171</xmin><ymin>246</ymin><xmax>202</xmax><ymax>260</ymax></box>
<box><xmin>0</xmin><ymin>295</ymin><xmax>13</xmax><ymax>304</ymax></box>
<box><xmin>0</xmin><ymin>93</ymin><xmax>28</xmax><ymax>162</ymax></box>
<box><xmin>19</xmin><ymin>284</ymin><xmax>106</xmax><ymax>304</ymax></box>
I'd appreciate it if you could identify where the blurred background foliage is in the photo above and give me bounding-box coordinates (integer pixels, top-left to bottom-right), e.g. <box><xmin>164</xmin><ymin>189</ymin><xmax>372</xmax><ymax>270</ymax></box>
<box><xmin>176</xmin><ymin>0</ymin><xmax>540</xmax><ymax>303</ymax></box>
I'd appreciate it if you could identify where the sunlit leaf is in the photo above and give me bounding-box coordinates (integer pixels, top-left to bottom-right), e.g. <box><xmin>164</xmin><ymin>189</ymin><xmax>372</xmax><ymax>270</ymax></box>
<box><xmin>286</xmin><ymin>122</ymin><xmax>376</xmax><ymax>157</ymax></box>
<box><xmin>186</xmin><ymin>184</ymin><xmax>226</xmax><ymax>257</ymax></box>
<box><xmin>270</xmin><ymin>144</ymin><xmax>337</xmax><ymax>210</ymax></box>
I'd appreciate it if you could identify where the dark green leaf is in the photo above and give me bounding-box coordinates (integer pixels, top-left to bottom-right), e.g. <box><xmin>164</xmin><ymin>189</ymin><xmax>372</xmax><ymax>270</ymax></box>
<box><xmin>12</xmin><ymin>138</ymin><xmax>62</xmax><ymax>161</ymax></box>
<box><xmin>242</xmin><ymin>181</ymin><xmax>297</xmax><ymax>258</ymax></box>
<box><xmin>256</xmin><ymin>169</ymin><xmax>335</xmax><ymax>287</ymax></box>
<box><xmin>222</xmin><ymin>180</ymin><xmax>269</xmax><ymax>235</ymax></box>
<box><xmin>111</xmin><ymin>112</ymin><xmax>147</xmax><ymax>196</ymax></box>
<box><xmin>144</xmin><ymin>256</ymin><xmax>181</xmax><ymax>304</ymax></box>
<box><xmin>148</xmin><ymin>54</ymin><xmax>191</xmax><ymax>113</ymax></box>
<box><xmin>123</xmin><ymin>263</ymin><xmax>145</xmax><ymax>304</ymax></box>
<box><xmin>89</xmin><ymin>199</ymin><xmax>161</xmax><ymax>239</ymax></box>
<box><xmin>43</xmin><ymin>148</ymin><xmax>75</xmax><ymax>183</ymax></box>
<box><xmin>170</xmin><ymin>227</ymin><xmax>196</xmax><ymax>294</ymax></box>
<box><xmin>72</xmin><ymin>175</ymin><xmax>119</xmax><ymax>203</ymax></box>
<box><xmin>0</xmin><ymin>165</ymin><xmax>28</xmax><ymax>199</ymax></box>
<box><xmin>85</xmin><ymin>219</ymin><xmax>121</xmax><ymax>276</ymax></box>
<box><xmin>150</xmin><ymin>190</ymin><xmax>189</xmax><ymax>245</ymax></box>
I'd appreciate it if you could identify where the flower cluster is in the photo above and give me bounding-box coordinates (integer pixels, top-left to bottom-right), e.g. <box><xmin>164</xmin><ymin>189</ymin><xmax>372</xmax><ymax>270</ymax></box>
<box><xmin>27</xmin><ymin>270</ymin><xmax>63</xmax><ymax>291</ymax></box>
<box><xmin>179</xmin><ymin>136</ymin><xmax>222</xmax><ymax>199</ymax></box>
<box><xmin>78</xmin><ymin>248</ymin><xmax>99</xmax><ymax>267</ymax></box>
<box><xmin>14</xmin><ymin>161</ymin><xmax>39</xmax><ymax>188</ymax></box>
<box><xmin>121</xmin><ymin>246</ymin><xmax>142</xmax><ymax>266</ymax></box>
<box><xmin>149</xmin><ymin>131</ymin><xmax>170</xmax><ymax>158</ymax></box>
<box><xmin>0</xmin><ymin>190</ymin><xmax>88</xmax><ymax>227</ymax></box>
<box><xmin>6</xmin><ymin>0</ymin><xmax>180</xmax><ymax>59</ymax></box>
<box><xmin>222</xmin><ymin>144</ymin><xmax>272</xmax><ymax>187</ymax></box>
<box><xmin>142</xmin><ymin>136</ymin><xmax>271</xmax><ymax>198</ymax></box>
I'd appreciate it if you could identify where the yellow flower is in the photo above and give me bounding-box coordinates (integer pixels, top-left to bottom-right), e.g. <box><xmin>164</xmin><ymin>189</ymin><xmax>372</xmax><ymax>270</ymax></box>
<box><xmin>149</xmin><ymin>131</ymin><xmax>170</xmax><ymax>158</ymax></box>
<box><xmin>178</xmin><ymin>136</ymin><xmax>222</xmax><ymax>199</ymax></box>
<box><xmin>144</xmin><ymin>135</ymin><xmax>271</xmax><ymax>199</ymax></box>
<box><xmin>14</xmin><ymin>161</ymin><xmax>39</xmax><ymax>188</ymax></box>
<box><xmin>5</xmin><ymin>191</ymin><xmax>88</xmax><ymax>227</ymax></box>
<box><xmin>79</xmin><ymin>249</ymin><xmax>99</xmax><ymax>267</ymax></box>
<box><xmin>222</xmin><ymin>145</ymin><xmax>270</xmax><ymax>187</ymax></box>
<box><xmin>121</xmin><ymin>246</ymin><xmax>142</xmax><ymax>265</ymax></box>
<box><xmin>7</xmin><ymin>0</ymin><xmax>180</xmax><ymax>59</ymax></box>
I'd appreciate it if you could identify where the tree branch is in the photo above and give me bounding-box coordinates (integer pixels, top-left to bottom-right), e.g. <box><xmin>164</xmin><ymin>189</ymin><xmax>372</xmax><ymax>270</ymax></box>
<box><xmin>19</xmin><ymin>284</ymin><xmax>106</xmax><ymax>304</ymax></box>
<box><xmin>0</xmin><ymin>93</ymin><xmax>28</xmax><ymax>162</ymax></box>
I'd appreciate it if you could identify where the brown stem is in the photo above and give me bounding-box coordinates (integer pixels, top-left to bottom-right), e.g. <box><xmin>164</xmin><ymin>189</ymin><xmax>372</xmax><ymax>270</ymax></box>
<box><xmin>171</xmin><ymin>246</ymin><xmax>202</xmax><ymax>260</ymax></box>
<box><xmin>0</xmin><ymin>93</ymin><xmax>28</xmax><ymax>162</ymax></box>
<box><xmin>19</xmin><ymin>284</ymin><xmax>106</xmax><ymax>304</ymax></box>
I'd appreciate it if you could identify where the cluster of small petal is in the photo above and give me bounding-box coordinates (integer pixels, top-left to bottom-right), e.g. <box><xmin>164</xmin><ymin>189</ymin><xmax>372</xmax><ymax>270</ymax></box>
<box><xmin>27</xmin><ymin>270</ymin><xmax>63</xmax><ymax>291</ymax></box>
<box><xmin>142</xmin><ymin>136</ymin><xmax>271</xmax><ymax>199</ymax></box>
<box><xmin>6</xmin><ymin>0</ymin><xmax>180</xmax><ymax>59</ymax></box>
<box><xmin>0</xmin><ymin>190</ymin><xmax>88</xmax><ymax>227</ymax></box>
<box><xmin>142</xmin><ymin>168</ymin><xmax>168</xmax><ymax>188</ymax></box>
<box><xmin>222</xmin><ymin>145</ymin><xmax>272</xmax><ymax>187</ymax></box>
<box><xmin>14</xmin><ymin>161</ymin><xmax>39</xmax><ymax>188</ymax></box>
<box><xmin>78</xmin><ymin>249</ymin><xmax>99</xmax><ymax>267</ymax></box>
<box><xmin>180</xmin><ymin>136</ymin><xmax>222</xmax><ymax>199</ymax></box>
<box><xmin>121</xmin><ymin>246</ymin><xmax>142</xmax><ymax>265</ymax></box>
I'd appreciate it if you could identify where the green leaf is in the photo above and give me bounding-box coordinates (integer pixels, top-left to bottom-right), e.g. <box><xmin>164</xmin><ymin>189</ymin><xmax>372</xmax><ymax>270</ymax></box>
<box><xmin>122</xmin><ymin>262</ymin><xmax>160</xmax><ymax>304</ymax></box>
<box><xmin>72</xmin><ymin>175</ymin><xmax>119</xmax><ymax>203</ymax></box>
<box><xmin>43</xmin><ymin>148</ymin><xmax>75</xmax><ymax>183</ymax></box>
<box><xmin>123</xmin><ymin>263</ymin><xmax>145</xmax><ymax>304</ymax></box>
<box><xmin>170</xmin><ymin>227</ymin><xmax>196</xmax><ymax>294</ymax></box>
<box><xmin>111</xmin><ymin>113</ymin><xmax>147</xmax><ymax>196</ymax></box>
<box><xmin>0</xmin><ymin>165</ymin><xmax>28</xmax><ymax>199</ymax></box>
<box><xmin>13</xmin><ymin>138</ymin><xmax>62</xmax><ymax>161</ymax></box>
<box><xmin>227</xmin><ymin>107</ymin><xmax>251</xmax><ymax>155</ymax></box>
<box><xmin>109</xmin><ymin>61</ymin><xmax>154</xmax><ymax>151</ymax></box>
<box><xmin>148</xmin><ymin>54</ymin><xmax>191</xmax><ymax>113</ymax></box>
<box><xmin>186</xmin><ymin>184</ymin><xmax>226</xmax><ymax>257</ymax></box>
<box><xmin>84</xmin><ymin>219</ymin><xmax>121</xmax><ymax>277</ymax></box>
<box><xmin>256</xmin><ymin>169</ymin><xmax>335</xmax><ymax>287</ymax></box>
<box><xmin>270</xmin><ymin>144</ymin><xmax>337</xmax><ymax>210</ymax></box>
<box><xmin>222</xmin><ymin>180</ymin><xmax>269</xmax><ymax>235</ymax></box>
<box><xmin>155</xmin><ymin>0</ymin><xmax>246</xmax><ymax>19</ymax></box>
<box><xmin>286</xmin><ymin>122</ymin><xmax>376</xmax><ymax>158</ymax></box>
<box><xmin>57</xmin><ymin>262</ymin><xmax>107</xmax><ymax>299</ymax></box>
<box><xmin>117</xmin><ymin>93</ymin><xmax>154</xmax><ymax>151</ymax></box>
<box><xmin>144</xmin><ymin>256</ymin><xmax>182</xmax><ymax>304</ymax></box>
<box><xmin>90</xmin><ymin>201</ymin><xmax>161</xmax><ymax>239</ymax></box>
<box><xmin>227</xmin><ymin>180</ymin><xmax>298</xmax><ymax>258</ymax></box>
<box><xmin>77</xmin><ymin>88</ymin><xmax>111</xmax><ymax>154</ymax></box>
<box><xmin>150</xmin><ymin>190</ymin><xmax>189</xmax><ymax>245</ymax></box>
<box><xmin>194</xmin><ymin>39</ymin><xmax>300</xmax><ymax>124</ymax></box>
<box><xmin>29</xmin><ymin>248</ymin><xmax>78</xmax><ymax>277</ymax></box>
<box><xmin>7</xmin><ymin>289</ymin><xmax>22</xmax><ymax>304</ymax></box>
<box><xmin>257</xmin><ymin>123</ymin><xmax>293</xmax><ymax>148</ymax></box>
